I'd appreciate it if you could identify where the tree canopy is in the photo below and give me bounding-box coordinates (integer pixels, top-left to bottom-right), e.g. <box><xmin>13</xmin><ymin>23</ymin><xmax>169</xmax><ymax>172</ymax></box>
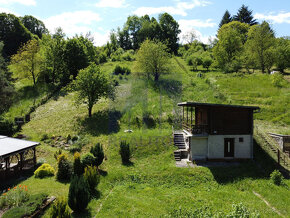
<box><xmin>74</xmin><ymin>64</ymin><xmax>112</xmax><ymax>117</ymax></box>
<box><xmin>233</xmin><ymin>4</ymin><xmax>258</xmax><ymax>26</ymax></box>
<box><xmin>135</xmin><ymin>39</ymin><xmax>171</xmax><ymax>81</ymax></box>
<box><xmin>20</xmin><ymin>15</ymin><xmax>48</xmax><ymax>38</ymax></box>
<box><xmin>9</xmin><ymin>39</ymin><xmax>42</xmax><ymax>86</ymax></box>
<box><xmin>0</xmin><ymin>13</ymin><xmax>33</xmax><ymax>58</ymax></box>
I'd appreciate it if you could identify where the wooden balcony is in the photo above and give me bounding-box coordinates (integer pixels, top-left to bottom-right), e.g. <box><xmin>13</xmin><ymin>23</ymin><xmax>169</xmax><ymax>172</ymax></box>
<box><xmin>182</xmin><ymin>123</ymin><xmax>209</xmax><ymax>135</ymax></box>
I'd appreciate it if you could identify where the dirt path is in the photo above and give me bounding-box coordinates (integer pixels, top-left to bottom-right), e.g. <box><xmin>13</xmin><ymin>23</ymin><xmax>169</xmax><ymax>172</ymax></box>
<box><xmin>253</xmin><ymin>191</ymin><xmax>285</xmax><ymax>217</ymax></box>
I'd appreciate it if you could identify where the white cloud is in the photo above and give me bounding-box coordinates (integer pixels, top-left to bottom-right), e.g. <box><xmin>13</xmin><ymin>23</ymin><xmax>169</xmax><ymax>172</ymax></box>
<box><xmin>95</xmin><ymin>0</ymin><xmax>128</xmax><ymax>8</ymax></box>
<box><xmin>44</xmin><ymin>11</ymin><xmax>109</xmax><ymax>46</ymax></box>
<box><xmin>133</xmin><ymin>0</ymin><xmax>211</xmax><ymax>16</ymax></box>
<box><xmin>0</xmin><ymin>0</ymin><xmax>36</xmax><ymax>6</ymax></box>
<box><xmin>254</xmin><ymin>11</ymin><xmax>290</xmax><ymax>24</ymax></box>
<box><xmin>44</xmin><ymin>11</ymin><xmax>101</xmax><ymax>36</ymax></box>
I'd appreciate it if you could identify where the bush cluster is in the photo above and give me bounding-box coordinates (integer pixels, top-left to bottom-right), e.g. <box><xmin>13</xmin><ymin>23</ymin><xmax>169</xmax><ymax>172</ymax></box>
<box><xmin>34</xmin><ymin>163</ymin><xmax>55</xmax><ymax>178</ymax></box>
<box><xmin>84</xmin><ymin>166</ymin><xmax>100</xmax><ymax>193</ymax></box>
<box><xmin>113</xmin><ymin>65</ymin><xmax>131</xmax><ymax>76</ymax></box>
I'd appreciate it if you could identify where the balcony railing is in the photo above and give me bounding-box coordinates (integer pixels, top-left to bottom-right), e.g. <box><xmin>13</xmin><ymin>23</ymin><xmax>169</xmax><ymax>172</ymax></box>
<box><xmin>182</xmin><ymin>123</ymin><xmax>209</xmax><ymax>135</ymax></box>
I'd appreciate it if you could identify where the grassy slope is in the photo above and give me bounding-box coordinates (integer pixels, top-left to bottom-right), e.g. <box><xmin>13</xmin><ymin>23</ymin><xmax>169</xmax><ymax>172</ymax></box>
<box><xmin>2</xmin><ymin>58</ymin><xmax>290</xmax><ymax>217</ymax></box>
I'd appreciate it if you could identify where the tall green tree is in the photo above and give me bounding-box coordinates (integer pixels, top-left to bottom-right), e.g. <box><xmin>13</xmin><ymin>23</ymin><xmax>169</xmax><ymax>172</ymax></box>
<box><xmin>0</xmin><ymin>13</ymin><xmax>33</xmax><ymax>58</ymax></box>
<box><xmin>20</xmin><ymin>15</ymin><xmax>48</xmax><ymax>38</ymax></box>
<box><xmin>9</xmin><ymin>39</ymin><xmax>42</xmax><ymax>86</ymax></box>
<box><xmin>41</xmin><ymin>28</ymin><xmax>67</xmax><ymax>84</ymax></box>
<box><xmin>64</xmin><ymin>37</ymin><xmax>89</xmax><ymax>80</ymax></box>
<box><xmin>213</xmin><ymin>21</ymin><xmax>249</xmax><ymax>72</ymax></box>
<box><xmin>275</xmin><ymin>37</ymin><xmax>290</xmax><ymax>73</ymax></box>
<box><xmin>233</xmin><ymin>5</ymin><xmax>258</xmax><ymax>26</ymax></box>
<box><xmin>74</xmin><ymin>64</ymin><xmax>112</xmax><ymax>117</ymax></box>
<box><xmin>0</xmin><ymin>41</ymin><xmax>14</xmax><ymax>114</ymax></box>
<box><xmin>245</xmin><ymin>21</ymin><xmax>275</xmax><ymax>73</ymax></box>
<box><xmin>135</xmin><ymin>39</ymin><xmax>170</xmax><ymax>81</ymax></box>
<box><xmin>159</xmin><ymin>13</ymin><xmax>181</xmax><ymax>54</ymax></box>
<box><xmin>219</xmin><ymin>10</ymin><xmax>232</xmax><ymax>28</ymax></box>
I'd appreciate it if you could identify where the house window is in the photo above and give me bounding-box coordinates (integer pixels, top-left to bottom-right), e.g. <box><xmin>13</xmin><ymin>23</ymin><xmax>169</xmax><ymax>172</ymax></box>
<box><xmin>239</xmin><ymin>137</ymin><xmax>244</xmax><ymax>142</ymax></box>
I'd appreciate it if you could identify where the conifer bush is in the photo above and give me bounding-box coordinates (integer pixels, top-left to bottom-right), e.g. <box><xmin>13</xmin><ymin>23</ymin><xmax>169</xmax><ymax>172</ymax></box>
<box><xmin>56</xmin><ymin>154</ymin><xmax>72</xmax><ymax>181</ymax></box>
<box><xmin>119</xmin><ymin>141</ymin><xmax>131</xmax><ymax>164</ymax></box>
<box><xmin>90</xmin><ymin>143</ymin><xmax>104</xmax><ymax>168</ymax></box>
<box><xmin>34</xmin><ymin>163</ymin><xmax>55</xmax><ymax>178</ymax></box>
<box><xmin>50</xmin><ymin>197</ymin><xmax>71</xmax><ymax>218</ymax></box>
<box><xmin>68</xmin><ymin>176</ymin><xmax>90</xmax><ymax>213</ymax></box>
<box><xmin>73</xmin><ymin>152</ymin><xmax>83</xmax><ymax>176</ymax></box>
<box><xmin>84</xmin><ymin>166</ymin><xmax>100</xmax><ymax>194</ymax></box>
<box><xmin>81</xmin><ymin>153</ymin><xmax>96</xmax><ymax>168</ymax></box>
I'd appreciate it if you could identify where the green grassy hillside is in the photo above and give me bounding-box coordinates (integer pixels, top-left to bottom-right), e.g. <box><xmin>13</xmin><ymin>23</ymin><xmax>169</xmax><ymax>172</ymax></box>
<box><xmin>2</xmin><ymin>58</ymin><xmax>289</xmax><ymax>217</ymax></box>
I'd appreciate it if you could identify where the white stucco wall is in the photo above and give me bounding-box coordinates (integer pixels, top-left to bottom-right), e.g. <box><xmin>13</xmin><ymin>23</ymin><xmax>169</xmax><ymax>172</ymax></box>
<box><xmin>191</xmin><ymin>137</ymin><xmax>208</xmax><ymax>160</ymax></box>
<box><xmin>207</xmin><ymin>135</ymin><xmax>253</xmax><ymax>159</ymax></box>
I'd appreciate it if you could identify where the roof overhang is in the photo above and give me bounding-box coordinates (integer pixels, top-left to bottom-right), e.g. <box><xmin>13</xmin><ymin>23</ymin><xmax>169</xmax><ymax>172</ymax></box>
<box><xmin>0</xmin><ymin>135</ymin><xmax>40</xmax><ymax>159</ymax></box>
<box><xmin>177</xmin><ymin>102</ymin><xmax>260</xmax><ymax>112</ymax></box>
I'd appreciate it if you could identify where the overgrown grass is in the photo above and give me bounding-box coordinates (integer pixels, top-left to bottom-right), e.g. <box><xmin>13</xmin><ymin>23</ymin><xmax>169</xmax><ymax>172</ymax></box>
<box><xmin>2</xmin><ymin>57</ymin><xmax>289</xmax><ymax>217</ymax></box>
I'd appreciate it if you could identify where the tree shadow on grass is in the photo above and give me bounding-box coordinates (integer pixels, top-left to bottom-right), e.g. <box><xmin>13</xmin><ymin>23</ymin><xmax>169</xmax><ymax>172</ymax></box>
<box><xmin>79</xmin><ymin>109</ymin><xmax>122</xmax><ymax>136</ymax></box>
<box><xmin>152</xmin><ymin>78</ymin><xmax>182</xmax><ymax>99</ymax></box>
<box><xmin>122</xmin><ymin>160</ymin><xmax>134</xmax><ymax>167</ymax></box>
<box><xmin>98</xmin><ymin>169</ymin><xmax>108</xmax><ymax>177</ymax></box>
<box><xmin>71</xmin><ymin>208</ymin><xmax>92</xmax><ymax>218</ymax></box>
<box><xmin>208</xmin><ymin>138</ymin><xmax>284</xmax><ymax>184</ymax></box>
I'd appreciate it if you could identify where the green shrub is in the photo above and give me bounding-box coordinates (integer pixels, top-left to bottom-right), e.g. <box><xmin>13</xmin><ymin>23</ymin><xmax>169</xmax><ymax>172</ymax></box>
<box><xmin>271</xmin><ymin>73</ymin><xmax>285</xmax><ymax>88</ymax></box>
<box><xmin>34</xmin><ymin>163</ymin><xmax>55</xmax><ymax>178</ymax></box>
<box><xmin>54</xmin><ymin>149</ymin><xmax>62</xmax><ymax>160</ymax></box>
<box><xmin>119</xmin><ymin>141</ymin><xmax>131</xmax><ymax>164</ymax></box>
<box><xmin>84</xmin><ymin>166</ymin><xmax>100</xmax><ymax>194</ymax></box>
<box><xmin>0</xmin><ymin>119</ymin><xmax>15</xmax><ymax>136</ymax></box>
<box><xmin>90</xmin><ymin>143</ymin><xmax>104</xmax><ymax>168</ymax></box>
<box><xmin>113</xmin><ymin>65</ymin><xmax>131</xmax><ymax>75</ymax></box>
<box><xmin>56</xmin><ymin>154</ymin><xmax>72</xmax><ymax>181</ymax></box>
<box><xmin>228</xmin><ymin>203</ymin><xmax>260</xmax><ymax>217</ymax></box>
<box><xmin>68</xmin><ymin>176</ymin><xmax>90</xmax><ymax>213</ymax></box>
<box><xmin>270</xmin><ymin>170</ymin><xmax>284</xmax><ymax>186</ymax></box>
<box><xmin>73</xmin><ymin>152</ymin><xmax>83</xmax><ymax>176</ymax></box>
<box><xmin>50</xmin><ymin>197</ymin><xmax>71</xmax><ymax>218</ymax></box>
<box><xmin>81</xmin><ymin>153</ymin><xmax>96</xmax><ymax>167</ymax></box>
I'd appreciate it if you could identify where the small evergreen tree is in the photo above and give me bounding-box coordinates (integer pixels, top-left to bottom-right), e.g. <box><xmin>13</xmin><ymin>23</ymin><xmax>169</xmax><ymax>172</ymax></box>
<box><xmin>73</xmin><ymin>152</ymin><xmax>83</xmax><ymax>176</ymax></box>
<box><xmin>90</xmin><ymin>143</ymin><xmax>104</xmax><ymax>169</ymax></box>
<box><xmin>219</xmin><ymin>10</ymin><xmax>232</xmax><ymax>28</ymax></box>
<box><xmin>119</xmin><ymin>141</ymin><xmax>131</xmax><ymax>164</ymax></box>
<box><xmin>68</xmin><ymin>175</ymin><xmax>90</xmax><ymax>213</ymax></box>
<box><xmin>50</xmin><ymin>197</ymin><xmax>71</xmax><ymax>218</ymax></box>
<box><xmin>56</xmin><ymin>154</ymin><xmax>72</xmax><ymax>181</ymax></box>
<box><xmin>81</xmin><ymin>153</ymin><xmax>96</xmax><ymax>168</ymax></box>
<box><xmin>84</xmin><ymin>166</ymin><xmax>100</xmax><ymax>194</ymax></box>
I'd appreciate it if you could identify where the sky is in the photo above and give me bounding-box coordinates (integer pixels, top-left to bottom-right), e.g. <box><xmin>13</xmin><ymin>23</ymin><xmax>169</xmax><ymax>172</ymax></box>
<box><xmin>1</xmin><ymin>0</ymin><xmax>290</xmax><ymax>46</ymax></box>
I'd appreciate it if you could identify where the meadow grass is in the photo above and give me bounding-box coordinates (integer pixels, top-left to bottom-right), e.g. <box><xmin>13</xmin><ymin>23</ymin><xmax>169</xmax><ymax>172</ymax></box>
<box><xmin>2</xmin><ymin>58</ymin><xmax>289</xmax><ymax>217</ymax></box>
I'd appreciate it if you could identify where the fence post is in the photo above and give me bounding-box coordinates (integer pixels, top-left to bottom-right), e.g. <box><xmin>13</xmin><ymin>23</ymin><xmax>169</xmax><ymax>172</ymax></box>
<box><xmin>277</xmin><ymin>149</ymin><xmax>280</xmax><ymax>166</ymax></box>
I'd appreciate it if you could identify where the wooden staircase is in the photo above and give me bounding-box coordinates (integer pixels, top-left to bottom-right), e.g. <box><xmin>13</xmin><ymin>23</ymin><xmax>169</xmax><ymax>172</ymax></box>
<box><xmin>173</xmin><ymin>132</ymin><xmax>188</xmax><ymax>161</ymax></box>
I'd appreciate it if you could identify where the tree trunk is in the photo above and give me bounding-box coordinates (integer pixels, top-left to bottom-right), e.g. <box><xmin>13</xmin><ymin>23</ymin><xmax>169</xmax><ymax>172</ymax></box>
<box><xmin>154</xmin><ymin>73</ymin><xmax>159</xmax><ymax>81</ymax></box>
<box><xmin>88</xmin><ymin>105</ymin><xmax>93</xmax><ymax>117</ymax></box>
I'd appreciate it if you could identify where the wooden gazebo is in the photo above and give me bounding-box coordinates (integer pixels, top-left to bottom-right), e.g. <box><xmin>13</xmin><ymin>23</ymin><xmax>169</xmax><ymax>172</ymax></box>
<box><xmin>0</xmin><ymin>135</ymin><xmax>40</xmax><ymax>179</ymax></box>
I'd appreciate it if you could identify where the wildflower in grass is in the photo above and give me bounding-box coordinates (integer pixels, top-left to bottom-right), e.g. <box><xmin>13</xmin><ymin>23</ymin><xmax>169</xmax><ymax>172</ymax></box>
<box><xmin>8</xmin><ymin>188</ymin><xmax>10</xmax><ymax>191</ymax></box>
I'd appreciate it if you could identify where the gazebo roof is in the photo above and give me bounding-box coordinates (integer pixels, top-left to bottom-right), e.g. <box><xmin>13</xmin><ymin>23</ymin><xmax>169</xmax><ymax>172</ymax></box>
<box><xmin>0</xmin><ymin>135</ymin><xmax>40</xmax><ymax>159</ymax></box>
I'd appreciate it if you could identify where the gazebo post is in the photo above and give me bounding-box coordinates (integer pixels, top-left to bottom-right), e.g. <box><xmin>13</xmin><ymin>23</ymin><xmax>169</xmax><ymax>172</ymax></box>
<box><xmin>33</xmin><ymin>147</ymin><xmax>36</xmax><ymax>165</ymax></box>
<box><xmin>5</xmin><ymin>157</ymin><xmax>9</xmax><ymax>178</ymax></box>
<box><xmin>20</xmin><ymin>152</ymin><xmax>24</xmax><ymax>171</ymax></box>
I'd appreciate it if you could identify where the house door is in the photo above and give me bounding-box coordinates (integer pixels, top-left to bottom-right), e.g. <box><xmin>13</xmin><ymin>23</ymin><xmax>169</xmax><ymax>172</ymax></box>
<box><xmin>224</xmin><ymin>138</ymin><xmax>234</xmax><ymax>157</ymax></box>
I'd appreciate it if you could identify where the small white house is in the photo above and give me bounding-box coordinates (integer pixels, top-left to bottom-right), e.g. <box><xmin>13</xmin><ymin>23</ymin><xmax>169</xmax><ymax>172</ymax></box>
<box><xmin>173</xmin><ymin>102</ymin><xmax>260</xmax><ymax>161</ymax></box>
